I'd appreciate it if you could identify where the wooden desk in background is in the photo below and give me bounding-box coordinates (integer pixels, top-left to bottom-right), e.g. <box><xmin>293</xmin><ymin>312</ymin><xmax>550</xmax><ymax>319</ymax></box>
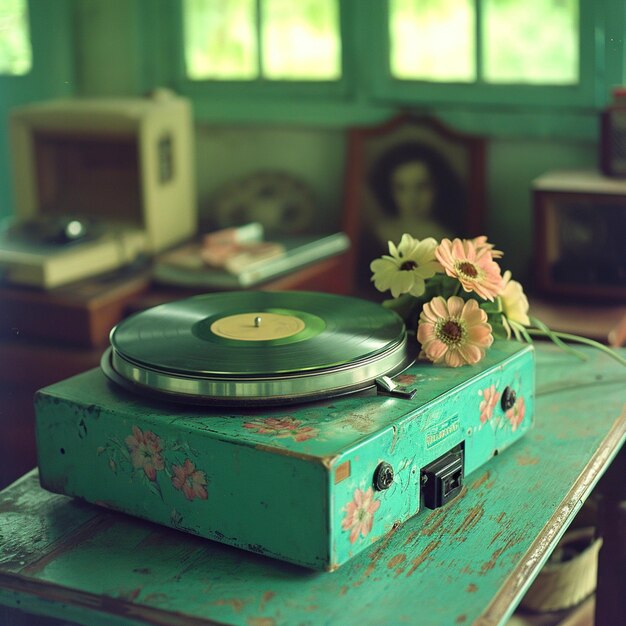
<box><xmin>0</xmin><ymin>345</ymin><xmax>624</xmax><ymax>626</ymax></box>
<box><xmin>529</xmin><ymin>296</ymin><xmax>626</xmax><ymax>347</ymax></box>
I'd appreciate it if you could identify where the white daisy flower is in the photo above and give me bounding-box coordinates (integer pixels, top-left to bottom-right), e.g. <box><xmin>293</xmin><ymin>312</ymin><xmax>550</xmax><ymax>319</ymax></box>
<box><xmin>370</xmin><ymin>234</ymin><xmax>442</xmax><ymax>298</ymax></box>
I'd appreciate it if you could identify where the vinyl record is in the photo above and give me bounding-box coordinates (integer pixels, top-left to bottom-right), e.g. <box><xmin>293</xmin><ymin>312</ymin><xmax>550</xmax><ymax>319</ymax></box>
<box><xmin>105</xmin><ymin>291</ymin><xmax>410</xmax><ymax>405</ymax></box>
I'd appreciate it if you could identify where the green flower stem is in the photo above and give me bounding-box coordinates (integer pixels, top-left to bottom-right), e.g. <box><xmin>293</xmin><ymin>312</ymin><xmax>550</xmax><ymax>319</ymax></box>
<box><xmin>515</xmin><ymin>322</ymin><xmax>533</xmax><ymax>345</ymax></box>
<box><xmin>529</xmin><ymin>316</ymin><xmax>587</xmax><ymax>361</ymax></box>
<box><xmin>526</xmin><ymin>328</ymin><xmax>626</xmax><ymax>367</ymax></box>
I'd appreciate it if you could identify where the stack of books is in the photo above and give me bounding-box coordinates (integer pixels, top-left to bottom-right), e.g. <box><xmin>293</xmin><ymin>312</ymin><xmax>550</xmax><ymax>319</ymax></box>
<box><xmin>153</xmin><ymin>224</ymin><xmax>350</xmax><ymax>289</ymax></box>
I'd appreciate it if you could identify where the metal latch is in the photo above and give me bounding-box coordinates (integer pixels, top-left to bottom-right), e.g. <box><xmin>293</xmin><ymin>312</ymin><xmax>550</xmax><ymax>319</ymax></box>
<box><xmin>375</xmin><ymin>375</ymin><xmax>416</xmax><ymax>399</ymax></box>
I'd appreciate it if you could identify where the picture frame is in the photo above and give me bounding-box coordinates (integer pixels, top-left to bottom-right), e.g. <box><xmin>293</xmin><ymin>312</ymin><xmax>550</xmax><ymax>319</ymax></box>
<box><xmin>343</xmin><ymin>112</ymin><xmax>485</xmax><ymax>289</ymax></box>
<box><xmin>533</xmin><ymin>170</ymin><xmax>626</xmax><ymax>302</ymax></box>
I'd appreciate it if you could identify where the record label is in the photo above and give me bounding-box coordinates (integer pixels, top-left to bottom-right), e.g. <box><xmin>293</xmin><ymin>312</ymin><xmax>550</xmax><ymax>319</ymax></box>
<box><xmin>210</xmin><ymin>312</ymin><xmax>306</xmax><ymax>341</ymax></box>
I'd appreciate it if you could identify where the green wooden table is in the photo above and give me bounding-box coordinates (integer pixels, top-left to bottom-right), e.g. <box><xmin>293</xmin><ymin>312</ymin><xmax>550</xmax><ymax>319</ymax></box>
<box><xmin>0</xmin><ymin>344</ymin><xmax>624</xmax><ymax>626</ymax></box>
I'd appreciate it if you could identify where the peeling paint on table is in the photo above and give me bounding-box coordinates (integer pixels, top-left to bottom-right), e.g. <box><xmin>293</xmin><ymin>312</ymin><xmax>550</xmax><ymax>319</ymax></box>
<box><xmin>0</xmin><ymin>344</ymin><xmax>624</xmax><ymax>626</ymax></box>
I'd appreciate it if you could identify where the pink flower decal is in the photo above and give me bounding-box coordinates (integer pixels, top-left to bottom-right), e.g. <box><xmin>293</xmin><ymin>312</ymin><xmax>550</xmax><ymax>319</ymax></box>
<box><xmin>171</xmin><ymin>459</ymin><xmax>208</xmax><ymax>501</ymax></box>
<box><xmin>436</xmin><ymin>238</ymin><xmax>504</xmax><ymax>301</ymax></box>
<box><xmin>341</xmin><ymin>487</ymin><xmax>381</xmax><ymax>544</ymax></box>
<box><xmin>506</xmin><ymin>396</ymin><xmax>526</xmax><ymax>432</ymax></box>
<box><xmin>125</xmin><ymin>426</ymin><xmax>165</xmax><ymax>481</ymax></box>
<box><xmin>396</xmin><ymin>373</ymin><xmax>418</xmax><ymax>385</ymax></box>
<box><xmin>479</xmin><ymin>385</ymin><xmax>500</xmax><ymax>424</ymax></box>
<box><xmin>243</xmin><ymin>416</ymin><xmax>318</xmax><ymax>442</ymax></box>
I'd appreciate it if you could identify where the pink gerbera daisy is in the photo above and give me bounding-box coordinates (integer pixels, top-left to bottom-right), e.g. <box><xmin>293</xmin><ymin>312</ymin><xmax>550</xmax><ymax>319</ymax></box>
<box><xmin>472</xmin><ymin>236</ymin><xmax>503</xmax><ymax>259</ymax></box>
<box><xmin>417</xmin><ymin>296</ymin><xmax>493</xmax><ymax>367</ymax></box>
<box><xmin>436</xmin><ymin>238</ymin><xmax>504</xmax><ymax>301</ymax></box>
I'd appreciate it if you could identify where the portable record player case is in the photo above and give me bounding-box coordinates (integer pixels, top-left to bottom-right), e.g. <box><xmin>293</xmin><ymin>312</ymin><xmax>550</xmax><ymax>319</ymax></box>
<box><xmin>35</xmin><ymin>341</ymin><xmax>534</xmax><ymax>571</ymax></box>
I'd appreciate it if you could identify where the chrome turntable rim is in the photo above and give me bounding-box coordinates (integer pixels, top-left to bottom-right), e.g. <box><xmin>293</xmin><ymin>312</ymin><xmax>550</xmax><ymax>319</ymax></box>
<box><xmin>103</xmin><ymin>336</ymin><xmax>409</xmax><ymax>404</ymax></box>
<box><xmin>104</xmin><ymin>291</ymin><xmax>412</xmax><ymax>405</ymax></box>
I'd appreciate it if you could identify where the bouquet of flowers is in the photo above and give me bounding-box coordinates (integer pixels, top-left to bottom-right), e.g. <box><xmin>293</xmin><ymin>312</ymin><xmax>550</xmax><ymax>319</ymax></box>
<box><xmin>370</xmin><ymin>234</ymin><xmax>626</xmax><ymax>368</ymax></box>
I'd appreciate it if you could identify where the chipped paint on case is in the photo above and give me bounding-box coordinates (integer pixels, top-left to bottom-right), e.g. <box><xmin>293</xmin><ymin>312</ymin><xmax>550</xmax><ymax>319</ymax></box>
<box><xmin>35</xmin><ymin>341</ymin><xmax>534</xmax><ymax>570</ymax></box>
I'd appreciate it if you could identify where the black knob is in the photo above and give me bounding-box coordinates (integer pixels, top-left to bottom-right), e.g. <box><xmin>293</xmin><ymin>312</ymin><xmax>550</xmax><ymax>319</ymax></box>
<box><xmin>373</xmin><ymin>462</ymin><xmax>394</xmax><ymax>491</ymax></box>
<box><xmin>501</xmin><ymin>386</ymin><xmax>517</xmax><ymax>411</ymax></box>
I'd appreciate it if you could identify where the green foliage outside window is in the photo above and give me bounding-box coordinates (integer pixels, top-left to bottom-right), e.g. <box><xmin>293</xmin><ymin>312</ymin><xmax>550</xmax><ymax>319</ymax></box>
<box><xmin>184</xmin><ymin>0</ymin><xmax>257</xmax><ymax>80</ymax></box>
<box><xmin>183</xmin><ymin>0</ymin><xmax>340</xmax><ymax>81</ymax></box>
<box><xmin>183</xmin><ymin>0</ymin><xmax>578</xmax><ymax>88</ymax></box>
<box><xmin>0</xmin><ymin>0</ymin><xmax>32</xmax><ymax>76</ymax></box>
<box><xmin>482</xmin><ymin>0</ymin><xmax>578</xmax><ymax>84</ymax></box>
<box><xmin>389</xmin><ymin>0</ymin><xmax>579</xmax><ymax>85</ymax></box>
<box><xmin>261</xmin><ymin>0</ymin><xmax>340</xmax><ymax>80</ymax></box>
<box><xmin>390</xmin><ymin>0</ymin><xmax>476</xmax><ymax>82</ymax></box>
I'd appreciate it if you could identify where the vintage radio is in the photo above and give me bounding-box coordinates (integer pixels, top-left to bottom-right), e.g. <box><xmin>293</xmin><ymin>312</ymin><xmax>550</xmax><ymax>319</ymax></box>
<box><xmin>1</xmin><ymin>91</ymin><xmax>196</xmax><ymax>288</ymax></box>
<box><xmin>533</xmin><ymin>169</ymin><xmax>626</xmax><ymax>301</ymax></box>
<box><xmin>35</xmin><ymin>291</ymin><xmax>535</xmax><ymax>571</ymax></box>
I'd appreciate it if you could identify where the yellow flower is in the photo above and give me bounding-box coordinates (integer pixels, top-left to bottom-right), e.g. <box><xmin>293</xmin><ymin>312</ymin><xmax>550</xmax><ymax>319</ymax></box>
<box><xmin>501</xmin><ymin>270</ymin><xmax>530</xmax><ymax>337</ymax></box>
<box><xmin>370</xmin><ymin>234</ymin><xmax>442</xmax><ymax>298</ymax></box>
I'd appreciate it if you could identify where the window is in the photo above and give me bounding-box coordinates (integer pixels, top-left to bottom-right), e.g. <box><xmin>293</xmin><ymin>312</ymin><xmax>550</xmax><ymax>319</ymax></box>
<box><xmin>482</xmin><ymin>0</ymin><xmax>578</xmax><ymax>85</ymax></box>
<box><xmin>389</xmin><ymin>0</ymin><xmax>579</xmax><ymax>85</ymax></box>
<box><xmin>0</xmin><ymin>0</ymin><xmax>32</xmax><ymax>75</ymax></box>
<box><xmin>371</xmin><ymin>0</ymin><xmax>596</xmax><ymax>110</ymax></box>
<box><xmin>151</xmin><ymin>0</ymin><xmax>622</xmax><ymax>133</ymax></box>
<box><xmin>390</xmin><ymin>0</ymin><xmax>476</xmax><ymax>83</ymax></box>
<box><xmin>183</xmin><ymin>0</ymin><xmax>341</xmax><ymax>81</ymax></box>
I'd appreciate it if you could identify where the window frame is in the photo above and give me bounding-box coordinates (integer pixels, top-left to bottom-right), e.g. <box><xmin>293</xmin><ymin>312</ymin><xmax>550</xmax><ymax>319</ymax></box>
<box><xmin>143</xmin><ymin>0</ymin><xmax>625</xmax><ymax>137</ymax></box>
<box><xmin>369</xmin><ymin>0</ymin><xmax>602</xmax><ymax>109</ymax></box>
<box><xmin>155</xmin><ymin>0</ymin><xmax>353</xmax><ymax>101</ymax></box>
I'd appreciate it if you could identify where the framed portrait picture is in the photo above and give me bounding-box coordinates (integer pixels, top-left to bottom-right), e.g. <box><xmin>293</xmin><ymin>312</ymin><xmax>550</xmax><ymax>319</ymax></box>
<box><xmin>343</xmin><ymin>113</ymin><xmax>485</xmax><ymax>290</ymax></box>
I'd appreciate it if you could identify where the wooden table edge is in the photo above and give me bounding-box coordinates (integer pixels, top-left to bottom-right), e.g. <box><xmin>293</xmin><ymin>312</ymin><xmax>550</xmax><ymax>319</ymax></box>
<box><xmin>474</xmin><ymin>407</ymin><xmax>626</xmax><ymax>626</ymax></box>
<box><xmin>0</xmin><ymin>570</ymin><xmax>228</xmax><ymax>626</ymax></box>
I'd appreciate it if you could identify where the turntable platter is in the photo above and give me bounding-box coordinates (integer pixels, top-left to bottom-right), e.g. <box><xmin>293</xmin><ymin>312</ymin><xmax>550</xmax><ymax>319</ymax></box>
<box><xmin>103</xmin><ymin>291</ymin><xmax>411</xmax><ymax>405</ymax></box>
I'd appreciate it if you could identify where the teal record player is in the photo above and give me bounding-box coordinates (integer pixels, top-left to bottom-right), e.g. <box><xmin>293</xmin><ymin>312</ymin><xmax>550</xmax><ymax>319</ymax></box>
<box><xmin>35</xmin><ymin>292</ymin><xmax>535</xmax><ymax>571</ymax></box>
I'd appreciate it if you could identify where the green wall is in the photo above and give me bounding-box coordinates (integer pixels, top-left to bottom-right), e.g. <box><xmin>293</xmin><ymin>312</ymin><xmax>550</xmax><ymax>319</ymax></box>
<box><xmin>0</xmin><ymin>0</ymin><xmax>75</xmax><ymax>220</ymax></box>
<box><xmin>487</xmin><ymin>138</ymin><xmax>596</xmax><ymax>279</ymax></box>
<box><xmin>0</xmin><ymin>0</ymin><xmax>619</xmax><ymax>280</ymax></box>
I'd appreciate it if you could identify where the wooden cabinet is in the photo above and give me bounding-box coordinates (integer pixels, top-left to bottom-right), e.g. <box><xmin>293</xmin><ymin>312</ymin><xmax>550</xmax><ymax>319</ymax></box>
<box><xmin>533</xmin><ymin>169</ymin><xmax>626</xmax><ymax>302</ymax></box>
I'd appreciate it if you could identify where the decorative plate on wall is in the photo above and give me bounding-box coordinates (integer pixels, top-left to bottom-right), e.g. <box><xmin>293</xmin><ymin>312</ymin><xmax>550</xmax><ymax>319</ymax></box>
<box><xmin>209</xmin><ymin>170</ymin><xmax>317</xmax><ymax>237</ymax></box>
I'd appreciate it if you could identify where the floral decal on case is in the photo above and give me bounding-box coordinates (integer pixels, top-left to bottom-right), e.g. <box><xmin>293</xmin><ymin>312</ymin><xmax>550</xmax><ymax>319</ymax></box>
<box><xmin>243</xmin><ymin>416</ymin><xmax>319</xmax><ymax>442</ymax></box>
<box><xmin>341</xmin><ymin>487</ymin><xmax>381</xmax><ymax>544</ymax></box>
<box><xmin>171</xmin><ymin>459</ymin><xmax>208</xmax><ymax>501</ymax></box>
<box><xmin>478</xmin><ymin>384</ymin><xmax>526</xmax><ymax>432</ymax></box>
<box><xmin>124</xmin><ymin>425</ymin><xmax>165</xmax><ymax>480</ymax></box>
<box><xmin>505</xmin><ymin>396</ymin><xmax>526</xmax><ymax>432</ymax></box>
<box><xmin>479</xmin><ymin>385</ymin><xmax>500</xmax><ymax>424</ymax></box>
<box><xmin>98</xmin><ymin>425</ymin><xmax>209</xmax><ymax>501</ymax></box>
